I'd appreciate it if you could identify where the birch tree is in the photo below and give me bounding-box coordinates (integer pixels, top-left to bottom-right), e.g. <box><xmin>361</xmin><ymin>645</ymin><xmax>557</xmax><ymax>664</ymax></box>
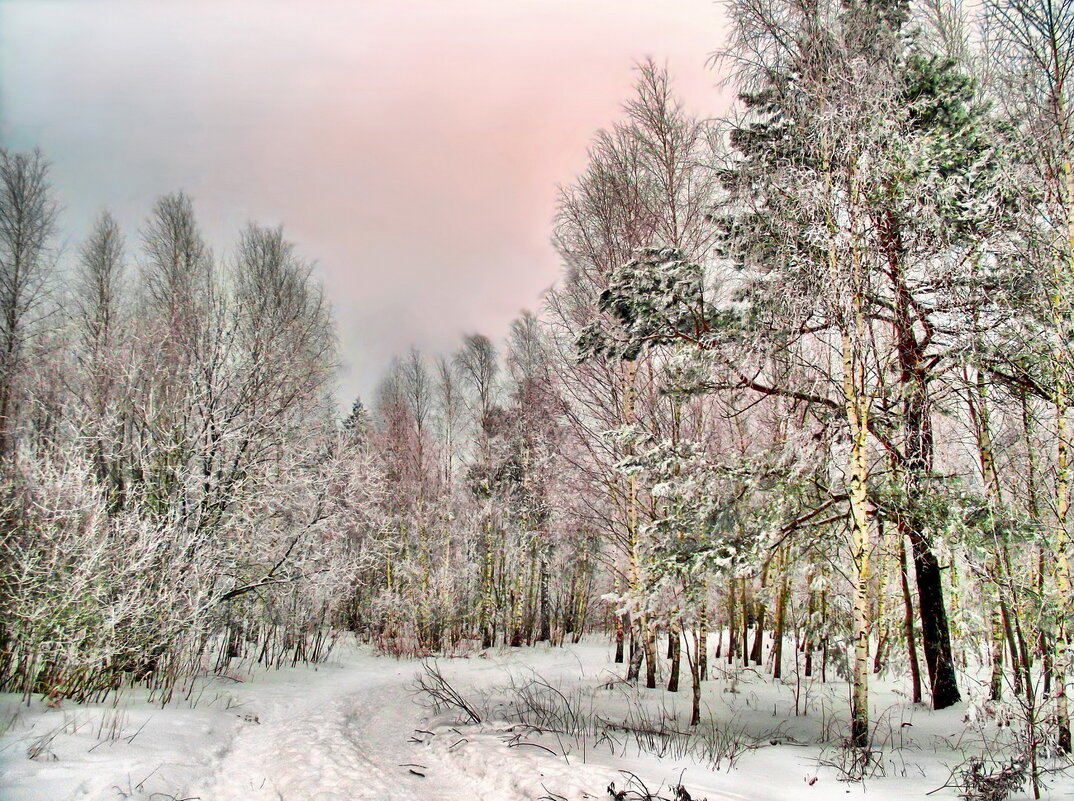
<box><xmin>986</xmin><ymin>0</ymin><xmax>1074</xmax><ymax>754</ymax></box>
<box><xmin>550</xmin><ymin>61</ymin><xmax>719</xmax><ymax>684</ymax></box>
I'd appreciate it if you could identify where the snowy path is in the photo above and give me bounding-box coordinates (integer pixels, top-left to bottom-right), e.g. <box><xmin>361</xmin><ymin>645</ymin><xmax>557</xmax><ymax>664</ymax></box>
<box><xmin>187</xmin><ymin>648</ymin><xmax>762</xmax><ymax>801</ymax></box>
<box><xmin>190</xmin><ymin>663</ymin><xmax>488</xmax><ymax>801</ymax></box>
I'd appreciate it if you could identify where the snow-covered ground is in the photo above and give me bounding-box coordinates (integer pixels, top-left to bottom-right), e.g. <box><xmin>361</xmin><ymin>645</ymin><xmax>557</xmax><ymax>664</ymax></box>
<box><xmin>1</xmin><ymin>638</ymin><xmax>1070</xmax><ymax>800</ymax></box>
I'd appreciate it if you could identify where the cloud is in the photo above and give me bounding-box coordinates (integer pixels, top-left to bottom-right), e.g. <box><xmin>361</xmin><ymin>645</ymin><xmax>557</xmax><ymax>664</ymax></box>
<box><xmin>0</xmin><ymin>0</ymin><xmax>729</xmax><ymax>405</ymax></box>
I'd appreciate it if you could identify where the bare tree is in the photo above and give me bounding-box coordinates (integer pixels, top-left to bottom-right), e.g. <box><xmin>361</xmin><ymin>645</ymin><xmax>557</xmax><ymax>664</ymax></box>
<box><xmin>454</xmin><ymin>333</ymin><xmax>499</xmax><ymax>442</ymax></box>
<box><xmin>0</xmin><ymin>149</ymin><xmax>56</xmax><ymax>467</ymax></box>
<box><xmin>75</xmin><ymin>211</ymin><xmax>125</xmax><ymax>353</ymax></box>
<box><xmin>140</xmin><ymin>191</ymin><xmax>212</xmax><ymax>337</ymax></box>
<box><xmin>435</xmin><ymin>356</ymin><xmax>463</xmax><ymax>485</ymax></box>
<box><xmin>73</xmin><ymin>211</ymin><xmax>127</xmax><ymax>499</ymax></box>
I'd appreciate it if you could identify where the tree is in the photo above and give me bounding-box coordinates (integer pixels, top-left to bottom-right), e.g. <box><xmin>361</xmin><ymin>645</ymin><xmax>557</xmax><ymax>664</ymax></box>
<box><xmin>75</xmin><ymin>211</ymin><xmax>125</xmax><ymax>354</ymax></box>
<box><xmin>0</xmin><ymin>149</ymin><xmax>56</xmax><ymax>468</ymax></box>
<box><xmin>986</xmin><ymin>0</ymin><xmax>1074</xmax><ymax>754</ymax></box>
<box><xmin>550</xmin><ymin>62</ymin><xmax>719</xmax><ymax>685</ymax></box>
<box><xmin>719</xmin><ymin>0</ymin><xmax>1034</xmax><ymax>720</ymax></box>
<box><xmin>343</xmin><ymin>397</ymin><xmax>372</xmax><ymax>441</ymax></box>
<box><xmin>0</xmin><ymin>179</ymin><xmax>345</xmax><ymax>698</ymax></box>
<box><xmin>141</xmin><ymin>192</ymin><xmax>212</xmax><ymax>324</ymax></box>
<box><xmin>577</xmin><ymin>0</ymin><xmax>1034</xmax><ymax>741</ymax></box>
<box><xmin>73</xmin><ymin>210</ymin><xmax>127</xmax><ymax>501</ymax></box>
<box><xmin>454</xmin><ymin>333</ymin><xmax>499</xmax><ymax>444</ymax></box>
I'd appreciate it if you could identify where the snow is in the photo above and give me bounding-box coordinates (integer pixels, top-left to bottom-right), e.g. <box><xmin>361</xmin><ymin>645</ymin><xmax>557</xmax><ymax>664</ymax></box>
<box><xmin>1</xmin><ymin>638</ymin><xmax>1070</xmax><ymax>800</ymax></box>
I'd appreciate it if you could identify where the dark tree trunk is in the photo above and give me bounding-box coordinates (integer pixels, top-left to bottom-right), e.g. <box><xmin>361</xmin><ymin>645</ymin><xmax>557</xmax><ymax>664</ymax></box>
<box><xmin>644</xmin><ymin>622</ymin><xmax>657</xmax><ymax>689</ymax></box>
<box><xmin>899</xmin><ymin>533</ymin><xmax>923</xmax><ymax>704</ymax></box>
<box><xmin>1000</xmin><ymin>600</ymin><xmax>1021</xmax><ymax>697</ymax></box>
<box><xmin>668</xmin><ymin>624</ymin><xmax>681</xmax><ymax>692</ymax></box>
<box><xmin>614</xmin><ymin>612</ymin><xmax>625</xmax><ymax>664</ymax></box>
<box><xmin>750</xmin><ymin>593</ymin><xmax>766</xmax><ymax>665</ymax></box>
<box><xmin>908</xmin><ymin>528</ymin><xmax>960</xmax><ymax>708</ymax></box>
<box><xmin>726</xmin><ymin>583</ymin><xmax>737</xmax><ymax>665</ymax></box>
<box><xmin>887</xmin><ymin>215</ymin><xmax>960</xmax><ymax>710</ymax></box>
<box><xmin>689</xmin><ymin>629</ymin><xmax>702</xmax><ymax>726</ymax></box>
<box><xmin>740</xmin><ymin>578</ymin><xmax>749</xmax><ymax>667</ymax></box>
<box><xmin>751</xmin><ymin>561</ymin><xmax>769</xmax><ymax>665</ymax></box>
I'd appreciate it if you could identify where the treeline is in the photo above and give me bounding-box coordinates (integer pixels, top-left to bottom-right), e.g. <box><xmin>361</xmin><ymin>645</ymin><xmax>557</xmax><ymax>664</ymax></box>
<box><xmin>552</xmin><ymin>0</ymin><xmax>1073</xmax><ymax>770</ymax></box>
<box><xmin>0</xmin><ymin>166</ymin><xmax>360</xmax><ymax>701</ymax></box>
<box><xmin>358</xmin><ymin>0</ymin><xmax>1074</xmax><ymax>774</ymax></box>
<box><xmin>342</xmin><ymin>323</ymin><xmax>600</xmax><ymax>656</ymax></box>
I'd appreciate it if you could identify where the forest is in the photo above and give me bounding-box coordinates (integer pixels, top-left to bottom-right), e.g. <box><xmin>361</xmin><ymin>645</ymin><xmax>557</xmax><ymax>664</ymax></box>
<box><xmin>2</xmin><ymin>0</ymin><xmax>1074</xmax><ymax>799</ymax></box>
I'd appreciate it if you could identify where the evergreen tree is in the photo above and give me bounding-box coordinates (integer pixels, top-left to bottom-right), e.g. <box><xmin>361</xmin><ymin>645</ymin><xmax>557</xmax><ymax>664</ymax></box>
<box><xmin>343</xmin><ymin>397</ymin><xmax>372</xmax><ymax>440</ymax></box>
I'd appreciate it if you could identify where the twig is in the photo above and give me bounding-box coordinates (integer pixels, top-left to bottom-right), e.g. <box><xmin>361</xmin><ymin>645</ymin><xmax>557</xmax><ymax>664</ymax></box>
<box><xmin>507</xmin><ymin>741</ymin><xmax>558</xmax><ymax>756</ymax></box>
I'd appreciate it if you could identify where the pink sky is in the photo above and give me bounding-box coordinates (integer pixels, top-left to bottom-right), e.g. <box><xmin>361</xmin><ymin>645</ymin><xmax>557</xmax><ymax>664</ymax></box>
<box><xmin>0</xmin><ymin>0</ymin><xmax>730</xmax><ymax>404</ymax></box>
